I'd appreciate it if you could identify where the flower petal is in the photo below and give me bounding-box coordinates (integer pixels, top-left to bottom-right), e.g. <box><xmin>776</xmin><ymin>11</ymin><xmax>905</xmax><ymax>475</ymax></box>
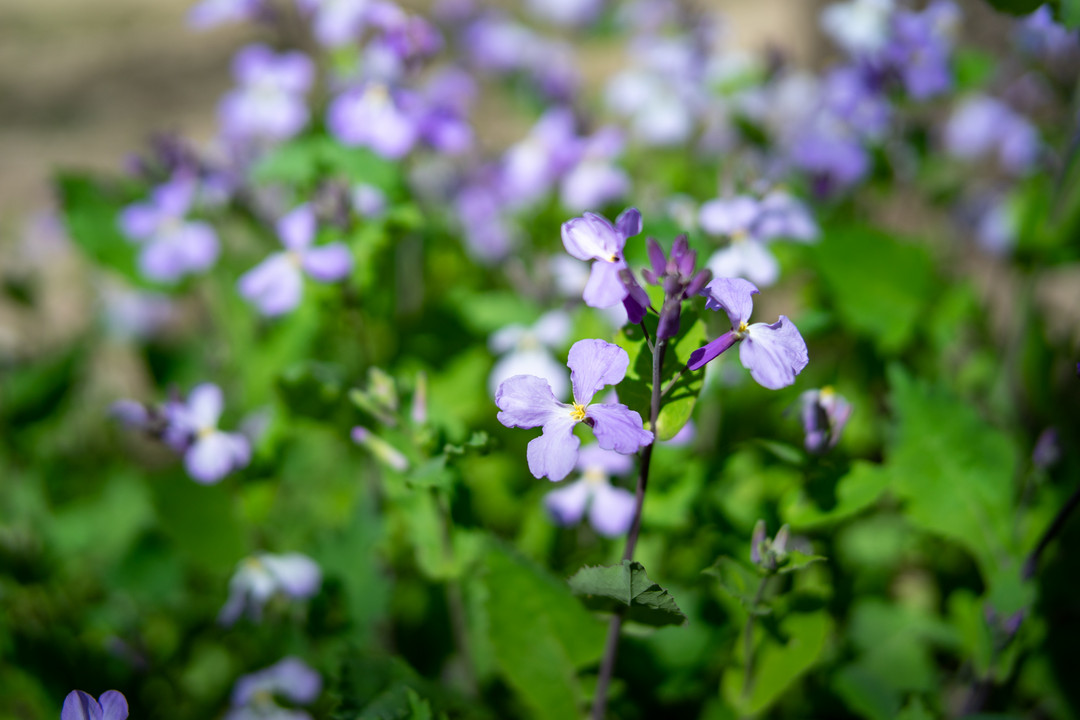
<box><xmin>698</xmin><ymin>196</ymin><xmax>760</xmax><ymax>236</ymax></box>
<box><xmin>568</xmin><ymin>338</ymin><xmax>629</xmax><ymax>406</ymax></box>
<box><xmin>489</xmin><ymin>349</ymin><xmax>569</xmax><ymax>402</ymax></box>
<box><xmin>301</xmin><ymin>243</ymin><xmax>352</xmax><ymax>282</ymax></box>
<box><xmin>701</xmin><ymin>277</ymin><xmax>759</xmax><ymax>329</ymax></box>
<box><xmin>706</xmin><ymin>242</ymin><xmax>779</xmax><ymax>288</ymax></box>
<box><xmin>561</xmin><ymin>212</ymin><xmax>621</xmax><ymax>261</ymax></box>
<box><xmin>496</xmin><ymin>375</ymin><xmax>567</xmax><ymax>429</ymax></box>
<box><xmin>543</xmin><ymin>479</ymin><xmax>590</xmax><ymax>525</ymax></box>
<box><xmin>62</xmin><ymin>691</ymin><xmax>103</xmax><ymax>720</ymax></box>
<box><xmin>185</xmin><ymin>431</ymin><xmax>248</xmax><ymax>483</ymax></box>
<box><xmin>614</xmin><ymin>206</ymin><xmax>642</xmax><ymax>239</ymax></box>
<box><xmin>586</xmin><ymin>403</ymin><xmax>653</xmax><ymax>454</ymax></box>
<box><xmin>577</xmin><ymin>444</ymin><xmax>634</xmax><ymax>475</ymax></box>
<box><xmin>99</xmin><ymin>691</ymin><xmax>129</xmax><ymax>720</ymax></box>
<box><xmin>176</xmin><ymin>221</ymin><xmax>220</xmax><ymax>272</ymax></box>
<box><xmin>262</xmin><ymin>553</ymin><xmax>322</xmax><ymax>598</ymax></box>
<box><xmin>686</xmin><ymin>330</ymin><xmax>739</xmax><ymax>371</ymax></box>
<box><xmin>740</xmin><ymin>315</ymin><xmax>809</xmax><ymax>390</ymax></box>
<box><xmin>186</xmin><ymin>383</ymin><xmax>224</xmax><ymax>429</ymax></box>
<box><xmin>238</xmin><ymin>254</ymin><xmax>304</xmax><ymax>317</ymax></box>
<box><xmin>588</xmin><ymin>482</ymin><xmax>636</xmax><ymax>537</ymax></box>
<box><xmin>582</xmin><ymin>260</ymin><xmax>629</xmax><ymax>309</ymax></box>
<box><xmin>278</xmin><ymin>205</ymin><xmax>316</xmax><ymax>250</ymax></box>
<box><xmin>526</xmin><ymin>415</ymin><xmax>580</xmax><ymax>481</ymax></box>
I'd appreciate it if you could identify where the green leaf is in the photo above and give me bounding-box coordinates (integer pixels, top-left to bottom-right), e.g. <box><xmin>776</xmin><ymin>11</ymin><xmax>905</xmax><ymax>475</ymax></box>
<box><xmin>722</xmin><ymin>610</ymin><xmax>831</xmax><ymax>715</ymax></box>
<box><xmin>778</xmin><ymin>550</ymin><xmax>827</xmax><ymax>575</ymax></box>
<box><xmin>811</xmin><ymin>227</ymin><xmax>935</xmax><ymax>354</ymax></box>
<box><xmin>614</xmin><ymin>310</ymin><xmax>706</xmax><ymax>440</ymax></box>
<box><xmin>151</xmin><ymin>477</ymin><xmax>248</xmax><ymax>573</ymax></box>
<box><xmin>483</xmin><ymin>544</ymin><xmax>605</xmax><ymax>720</ymax></box>
<box><xmin>277</xmin><ymin>360</ymin><xmax>346</xmax><ymax>419</ymax></box>
<box><xmin>55</xmin><ymin>173</ymin><xmax>143</xmax><ymax>285</ymax></box>
<box><xmin>782</xmin><ymin>460</ymin><xmax>891</xmax><ymax>529</ymax></box>
<box><xmin>884</xmin><ymin>365</ymin><xmax>1020</xmax><ymax>580</ymax></box>
<box><xmin>981</xmin><ymin>0</ymin><xmax>1042</xmax><ymax>15</ymax></box>
<box><xmin>703</xmin><ymin>557</ymin><xmax>766</xmax><ymax>613</ymax></box>
<box><xmin>568</xmin><ymin>560</ymin><xmax>688</xmax><ymax>627</ymax></box>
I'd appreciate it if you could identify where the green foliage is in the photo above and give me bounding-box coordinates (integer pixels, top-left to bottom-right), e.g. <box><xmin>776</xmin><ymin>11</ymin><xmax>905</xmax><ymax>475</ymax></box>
<box><xmin>568</xmin><ymin>560</ymin><xmax>688</xmax><ymax>627</ymax></box>
<box><xmin>811</xmin><ymin>226</ymin><xmax>936</xmax><ymax>354</ymax></box>
<box><xmin>481</xmin><ymin>544</ymin><xmax>605</xmax><ymax>720</ymax></box>
<box><xmin>615</xmin><ymin>311</ymin><xmax>706</xmax><ymax>440</ymax></box>
<box><xmin>55</xmin><ymin>173</ymin><xmax>143</xmax><ymax>285</ymax></box>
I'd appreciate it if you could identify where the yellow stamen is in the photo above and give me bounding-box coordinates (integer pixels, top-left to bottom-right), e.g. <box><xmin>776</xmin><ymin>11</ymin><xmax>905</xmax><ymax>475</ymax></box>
<box><xmin>570</xmin><ymin>403</ymin><xmax>588</xmax><ymax>422</ymax></box>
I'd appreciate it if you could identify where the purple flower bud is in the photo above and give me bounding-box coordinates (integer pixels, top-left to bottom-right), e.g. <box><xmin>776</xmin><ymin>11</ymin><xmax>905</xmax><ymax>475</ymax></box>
<box><xmin>1033</xmin><ymin>427</ymin><xmax>1060</xmax><ymax>469</ymax></box>
<box><xmin>750</xmin><ymin>519</ymin><xmax>767</xmax><ymax>565</ymax></box>
<box><xmin>62</xmin><ymin>690</ymin><xmax>129</xmax><ymax>720</ymax></box>
<box><xmin>801</xmin><ymin>386</ymin><xmax>852</xmax><ymax>453</ymax></box>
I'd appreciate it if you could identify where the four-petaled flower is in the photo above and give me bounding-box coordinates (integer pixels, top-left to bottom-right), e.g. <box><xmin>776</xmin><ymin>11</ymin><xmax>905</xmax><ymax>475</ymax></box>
<box><xmin>496</xmin><ymin>338</ymin><xmax>653</xmax><ymax>481</ymax></box>
<box><xmin>544</xmin><ymin>444</ymin><xmax>636</xmax><ymax>536</ymax></box>
<box><xmin>218</xmin><ymin>552</ymin><xmax>323</xmax><ymax>626</ymax></box>
<box><xmin>561</xmin><ymin>208</ymin><xmax>648</xmax><ymax>321</ymax></box>
<box><xmin>62</xmin><ymin>690</ymin><xmax>128</xmax><ymax>720</ymax></box>
<box><xmin>227</xmin><ymin>656</ymin><xmax>322</xmax><ymax>720</ymax></box>
<box><xmin>164</xmin><ymin>383</ymin><xmax>251</xmax><ymax>484</ymax></box>
<box><xmin>687</xmin><ymin>277</ymin><xmax>808</xmax><ymax>389</ymax></box>
<box><xmin>238</xmin><ymin>204</ymin><xmax>352</xmax><ymax>316</ymax></box>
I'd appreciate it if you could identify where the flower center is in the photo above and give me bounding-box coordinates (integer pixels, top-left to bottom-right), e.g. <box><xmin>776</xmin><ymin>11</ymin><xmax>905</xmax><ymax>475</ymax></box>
<box><xmin>197</xmin><ymin>426</ymin><xmax>216</xmax><ymax>439</ymax></box>
<box><xmin>735</xmin><ymin>320</ymin><xmax>750</xmax><ymax>338</ymax></box>
<box><xmin>570</xmin><ymin>403</ymin><xmax>588</xmax><ymax>422</ymax></box>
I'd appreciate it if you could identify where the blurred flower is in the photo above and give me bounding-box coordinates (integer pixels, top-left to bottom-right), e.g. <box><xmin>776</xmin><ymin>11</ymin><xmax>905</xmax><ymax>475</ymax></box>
<box><xmin>821</xmin><ymin>66</ymin><xmax>891</xmax><ymax>140</ymax></box>
<box><xmin>496</xmin><ymin>339</ymin><xmax>653</xmax><ymax>481</ymax></box>
<box><xmin>700</xmin><ymin>196</ymin><xmax>779</xmax><ymax>288</ymax></box>
<box><xmin>227</xmin><ymin>657</ymin><xmax>321</xmax><ymax>720</ymax></box>
<box><xmin>164</xmin><ymin>384</ymin><xmax>251</xmax><ymax>483</ymax></box>
<box><xmin>972</xmin><ymin>193</ymin><xmax>1021</xmax><ymax>255</ymax></box>
<box><xmin>1016</xmin><ymin>5</ymin><xmax>1079</xmax><ymax>63</ymax></box>
<box><xmin>820</xmin><ymin>0</ymin><xmax>895</xmax><ymax>57</ymax></box>
<box><xmin>501</xmin><ymin>108</ymin><xmax>582</xmax><ymax>208</ymax></box>
<box><xmin>750</xmin><ymin>520</ymin><xmax>790</xmax><ymax>571</ymax></box>
<box><xmin>885</xmin><ymin>0</ymin><xmax>958</xmax><ymax>100</ymax></box>
<box><xmin>687</xmin><ymin>277</ymin><xmax>808</xmax><ymax>389</ymax></box>
<box><xmin>800</xmin><ymin>386</ymin><xmax>852</xmax><ymax>453</ymax></box>
<box><xmin>238</xmin><ymin>204</ymin><xmax>352</xmax><ymax>317</ymax></box>
<box><xmin>544</xmin><ymin>445</ymin><xmax>636</xmax><ymax>536</ymax></box>
<box><xmin>97</xmin><ymin>278</ymin><xmax>176</xmax><ymax>341</ymax></box>
<box><xmin>118</xmin><ymin>174</ymin><xmax>219</xmax><ymax>283</ymax></box>
<box><xmin>219</xmin><ymin>552</ymin><xmax>322</xmax><ymax>625</ymax></box>
<box><xmin>561</xmin><ymin>207</ymin><xmax>645</xmax><ymax>317</ymax></box>
<box><xmin>560</xmin><ymin>127</ymin><xmax>630</xmax><ymax>212</ymax></box>
<box><xmin>489</xmin><ymin>311</ymin><xmax>572</xmax><ymax>399</ymax></box>
<box><xmin>62</xmin><ymin>690</ymin><xmax>128</xmax><ymax>720</ymax></box>
<box><xmin>1033</xmin><ymin>427</ymin><xmax>1061</xmax><ymax>469</ymax></box>
<box><xmin>296</xmin><ymin>0</ymin><xmax>374</xmax><ymax>48</ymax></box>
<box><xmin>525</xmin><ymin>0</ymin><xmax>603</xmax><ymax>27</ymax></box>
<box><xmin>328</xmin><ymin>82</ymin><xmax>420</xmax><ymax>159</ymax></box>
<box><xmin>455</xmin><ymin>174</ymin><xmax>517</xmax><ymax>263</ymax></box>
<box><xmin>188</xmin><ymin>0</ymin><xmax>264</xmax><ymax>29</ymax></box>
<box><xmin>219</xmin><ymin>45</ymin><xmax>315</xmax><ymax>143</ymax></box>
<box><xmin>944</xmin><ymin>95</ymin><xmax>1040</xmax><ymax>175</ymax></box>
<box><xmin>351</xmin><ymin>183</ymin><xmax>387</xmax><ymax>218</ymax></box>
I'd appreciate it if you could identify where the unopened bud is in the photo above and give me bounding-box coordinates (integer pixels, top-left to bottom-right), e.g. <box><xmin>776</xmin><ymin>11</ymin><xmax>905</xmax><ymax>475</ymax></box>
<box><xmin>351</xmin><ymin>426</ymin><xmax>409</xmax><ymax>471</ymax></box>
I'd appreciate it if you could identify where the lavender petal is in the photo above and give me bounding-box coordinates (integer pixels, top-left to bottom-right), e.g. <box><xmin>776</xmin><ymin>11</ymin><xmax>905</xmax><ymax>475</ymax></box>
<box><xmin>740</xmin><ymin>316</ymin><xmax>809</xmax><ymax>389</ymax></box>
<box><xmin>238</xmin><ymin>254</ymin><xmax>304</xmax><ymax>317</ymax></box>
<box><xmin>686</xmin><ymin>331</ymin><xmax>739</xmax><ymax>372</ymax></box>
<box><xmin>586</xmin><ymin>403</ymin><xmax>653</xmax><ymax>454</ymax></box>
<box><xmin>588</xmin><ymin>482</ymin><xmax>636</xmax><ymax>537</ymax></box>
<box><xmin>526</xmin><ymin>415</ymin><xmax>580</xmax><ymax>481</ymax></box>
<box><xmin>301</xmin><ymin>244</ymin><xmax>352</xmax><ymax>282</ymax></box>
<box><xmin>701</xmin><ymin>277</ymin><xmax>759</xmax><ymax>329</ymax></box>
<box><xmin>544</xmin><ymin>479</ymin><xmax>590</xmax><ymax>525</ymax></box>
<box><xmin>496</xmin><ymin>374</ymin><xmax>568</xmax><ymax>429</ymax></box>
<box><xmin>582</xmin><ymin>260</ymin><xmax>628</xmax><ymax>309</ymax></box>
<box><xmin>568</xmin><ymin>339</ymin><xmax>629</xmax><ymax>406</ymax></box>
<box><xmin>62</xmin><ymin>691</ymin><xmax>103</xmax><ymax>720</ymax></box>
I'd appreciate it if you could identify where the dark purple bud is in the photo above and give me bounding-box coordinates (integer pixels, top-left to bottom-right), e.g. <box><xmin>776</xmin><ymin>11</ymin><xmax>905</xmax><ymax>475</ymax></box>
<box><xmin>620</xmin><ymin>268</ymin><xmax>650</xmax><ymax>324</ymax></box>
<box><xmin>1033</xmin><ymin>427</ymin><xmax>1061</xmax><ymax>469</ymax></box>
<box><xmin>685</xmin><ymin>268</ymin><xmax>712</xmax><ymax>298</ymax></box>
<box><xmin>750</xmin><ymin>519</ymin><xmax>766</xmax><ymax>565</ymax></box>
<box><xmin>671</xmin><ymin>234</ymin><xmax>689</xmax><ymax>261</ymax></box>
<box><xmin>657</xmin><ymin>302</ymin><xmax>681</xmax><ymax>341</ymax></box>
<box><xmin>1004</xmin><ymin>610</ymin><xmax>1025</xmax><ymax>637</ymax></box>
<box><xmin>641</xmin><ymin>268</ymin><xmax>658</xmax><ymax>285</ymax></box>
<box><xmin>647</xmin><ymin>237</ymin><xmax>667</xmax><ymax>277</ymax></box>
<box><xmin>677</xmin><ymin>247</ymin><xmax>697</xmax><ymax>278</ymax></box>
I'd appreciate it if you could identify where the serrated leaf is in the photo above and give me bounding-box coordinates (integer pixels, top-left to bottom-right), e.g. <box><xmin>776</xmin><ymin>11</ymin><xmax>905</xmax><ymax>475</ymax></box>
<box><xmin>703</xmin><ymin>556</ymin><xmax>767</xmax><ymax>612</ymax></box>
<box><xmin>778</xmin><ymin>550</ymin><xmax>827</xmax><ymax>575</ymax></box>
<box><xmin>614</xmin><ymin>310</ymin><xmax>706</xmax><ymax>441</ymax></box>
<box><xmin>569</xmin><ymin>560</ymin><xmax>687</xmax><ymax>627</ymax></box>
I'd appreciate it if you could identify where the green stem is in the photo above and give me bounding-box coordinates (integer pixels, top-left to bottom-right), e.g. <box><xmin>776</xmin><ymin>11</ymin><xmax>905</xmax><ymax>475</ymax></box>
<box><xmin>742</xmin><ymin>575</ymin><xmax>772</xmax><ymax>700</ymax></box>
<box><xmin>591</xmin><ymin>334</ymin><xmax>668</xmax><ymax>720</ymax></box>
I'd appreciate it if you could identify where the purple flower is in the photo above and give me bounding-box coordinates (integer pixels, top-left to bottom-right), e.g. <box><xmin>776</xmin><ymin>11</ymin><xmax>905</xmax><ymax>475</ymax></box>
<box><xmin>755</xmin><ymin>190</ymin><xmax>820</xmax><ymax>243</ymax></box>
<box><xmin>118</xmin><ymin>175</ymin><xmax>219</xmax><ymax>283</ymax></box>
<box><xmin>496</xmin><ymin>339</ymin><xmax>654</xmax><ymax>481</ymax></box>
<box><xmin>327</xmin><ymin>82</ymin><xmax>420</xmax><ymax>159</ymax></box>
<box><xmin>687</xmin><ymin>278</ymin><xmax>808</xmax><ymax>389</ymax></box>
<box><xmin>641</xmin><ymin>234</ymin><xmax>712</xmax><ymax>340</ymax></box>
<box><xmin>559</xmin><ymin>127</ymin><xmax>630</xmax><ymax>212</ymax></box>
<box><xmin>800</xmin><ymin>386</ymin><xmax>852</xmax><ymax>453</ymax></box>
<box><xmin>219</xmin><ymin>45</ymin><xmax>314</xmax><ymax>143</ymax></box>
<box><xmin>789</xmin><ymin>122</ymin><xmax>871</xmax><ymax>196</ymax></box>
<box><xmin>1033</xmin><ymin>427</ymin><xmax>1061</xmax><ymax>469</ymax></box>
<box><xmin>501</xmin><ymin>108</ymin><xmax>583</xmax><ymax>208</ymax></box>
<box><xmin>164</xmin><ymin>384</ymin><xmax>251</xmax><ymax>483</ymax></box>
<box><xmin>944</xmin><ymin>95</ymin><xmax>1040</xmax><ymax>176</ymax></box>
<box><xmin>188</xmin><ymin>0</ymin><xmax>263</xmax><ymax>29</ymax></box>
<box><xmin>561</xmin><ymin>207</ymin><xmax>646</xmax><ymax>318</ymax></box>
<box><xmin>699</xmin><ymin>196</ymin><xmax>780</xmax><ymax>288</ymax></box>
<box><xmin>228</xmin><ymin>657</ymin><xmax>321</xmax><ymax>720</ymax></box>
<box><xmin>525</xmin><ymin>0</ymin><xmax>603</xmax><ymax>27</ymax></box>
<box><xmin>62</xmin><ymin>690</ymin><xmax>128</xmax><ymax>720</ymax></box>
<box><xmin>820</xmin><ymin>0</ymin><xmax>895</xmax><ymax>57</ymax></box>
<box><xmin>238</xmin><ymin>204</ymin><xmax>352</xmax><ymax>317</ymax></box>
<box><xmin>544</xmin><ymin>445</ymin><xmax>636</xmax><ymax>536</ymax></box>
<box><xmin>455</xmin><ymin>175</ymin><xmax>517</xmax><ymax>262</ymax></box>
<box><xmin>219</xmin><ymin>552</ymin><xmax>322</xmax><ymax>625</ymax></box>
<box><xmin>822</xmin><ymin>66</ymin><xmax>891</xmax><ymax>139</ymax></box>
<box><xmin>885</xmin><ymin>0</ymin><xmax>958</xmax><ymax>100</ymax></box>
<box><xmin>296</xmin><ymin>0</ymin><xmax>373</xmax><ymax>47</ymax></box>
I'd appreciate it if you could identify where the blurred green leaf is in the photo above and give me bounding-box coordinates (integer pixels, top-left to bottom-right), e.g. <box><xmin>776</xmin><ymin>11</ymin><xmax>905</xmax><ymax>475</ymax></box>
<box><xmin>278</xmin><ymin>360</ymin><xmax>346</xmax><ymax>419</ymax></box>
<box><xmin>782</xmin><ymin>460</ymin><xmax>890</xmax><ymax>530</ymax></box>
<box><xmin>55</xmin><ymin>173</ymin><xmax>143</xmax><ymax>285</ymax></box>
<box><xmin>483</xmin><ymin>544</ymin><xmax>605</xmax><ymax>720</ymax></box>
<box><xmin>778</xmin><ymin>550</ymin><xmax>826</xmax><ymax>575</ymax></box>
<box><xmin>703</xmin><ymin>557</ymin><xmax>767</xmax><ymax>613</ymax></box>
<box><xmin>615</xmin><ymin>311</ymin><xmax>706</xmax><ymax>441</ymax></box>
<box><xmin>811</xmin><ymin>227</ymin><xmax>935</xmax><ymax>354</ymax></box>
<box><xmin>980</xmin><ymin>0</ymin><xmax>1043</xmax><ymax>15</ymax></box>
<box><xmin>568</xmin><ymin>560</ymin><xmax>687</xmax><ymax>627</ymax></box>
<box><xmin>722</xmin><ymin>610</ymin><xmax>830</xmax><ymax>715</ymax></box>
<box><xmin>151</xmin><ymin>477</ymin><xmax>248</xmax><ymax>573</ymax></box>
